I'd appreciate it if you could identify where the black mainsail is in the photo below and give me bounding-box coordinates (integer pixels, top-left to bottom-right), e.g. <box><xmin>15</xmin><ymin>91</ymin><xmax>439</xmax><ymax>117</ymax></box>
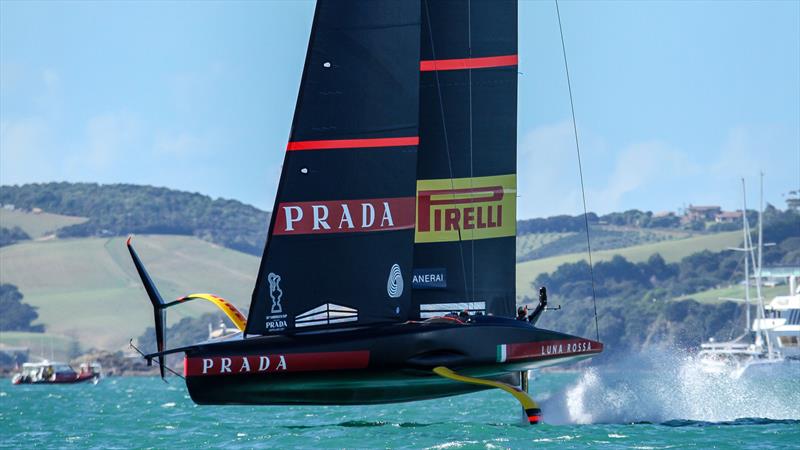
<box><xmin>246</xmin><ymin>0</ymin><xmax>422</xmax><ymax>335</ymax></box>
<box><xmin>248</xmin><ymin>0</ymin><xmax>518</xmax><ymax>334</ymax></box>
<box><xmin>411</xmin><ymin>0</ymin><xmax>518</xmax><ymax>319</ymax></box>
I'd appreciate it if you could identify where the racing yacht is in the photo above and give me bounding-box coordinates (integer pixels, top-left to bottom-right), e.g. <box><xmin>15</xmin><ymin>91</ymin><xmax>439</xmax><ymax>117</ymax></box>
<box><xmin>128</xmin><ymin>0</ymin><xmax>602</xmax><ymax>424</ymax></box>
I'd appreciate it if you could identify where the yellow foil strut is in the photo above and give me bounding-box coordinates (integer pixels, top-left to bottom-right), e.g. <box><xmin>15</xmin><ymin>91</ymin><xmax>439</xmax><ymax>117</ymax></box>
<box><xmin>433</xmin><ymin>366</ymin><xmax>542</xmax><ymax>424</ymax></box>
<box><xmin>176</xmin><ymin>293</ymin><xmax>247</xmax><ymax>331</ymax></box>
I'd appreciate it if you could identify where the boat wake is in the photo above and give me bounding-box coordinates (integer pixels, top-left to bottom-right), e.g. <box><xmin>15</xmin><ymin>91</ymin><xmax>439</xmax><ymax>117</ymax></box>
<box><xmin>539</xmin><ymin>349</ymin><xmax>800</xmax><ymax>425</ymax></box>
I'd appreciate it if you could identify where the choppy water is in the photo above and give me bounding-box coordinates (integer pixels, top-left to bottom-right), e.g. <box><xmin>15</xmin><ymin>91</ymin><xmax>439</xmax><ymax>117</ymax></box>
<box><xmin>1</xmin><ymin>352</ymin><xmax>798</xmax><ymax>449</ymax></box>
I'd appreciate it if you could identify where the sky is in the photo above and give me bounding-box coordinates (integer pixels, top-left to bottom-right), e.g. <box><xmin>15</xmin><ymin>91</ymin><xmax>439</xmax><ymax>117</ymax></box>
<box><xmin>1</xmin><ymin>0</ymin><xmax>798</xmax><ymax>219</ymax></box>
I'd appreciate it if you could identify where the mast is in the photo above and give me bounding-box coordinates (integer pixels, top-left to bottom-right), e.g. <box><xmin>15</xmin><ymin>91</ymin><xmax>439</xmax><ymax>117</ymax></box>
<box><xmin>755</xmin><ymin>172</ymin><xmax>774</xmax><ymax>358</ymax></box>
<box><xmin>741</xmin><ymin>178</ymin><xmax>751</xmax><ymax>334</ymax></box>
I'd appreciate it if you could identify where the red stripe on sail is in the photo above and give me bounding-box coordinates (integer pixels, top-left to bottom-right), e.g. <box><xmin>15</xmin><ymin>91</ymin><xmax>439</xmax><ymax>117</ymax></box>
<box><xmin>286</xmin><ymin>137</ymin><xmax>419</xmax><ymax>151</ymax></box>
<box><xmin>185</xmin><ymin>351</ymin><xmax>370</xmax><ymax>377</ymax></box>
<box><xmin>419</xmin><ymin>55</ymin><xmax>518</xmax><ymax>72</ymax></box>
<box><xmin>273</xmin><ymin>197</ymin><xmax>416</xmax><ymax>236</ymax></box>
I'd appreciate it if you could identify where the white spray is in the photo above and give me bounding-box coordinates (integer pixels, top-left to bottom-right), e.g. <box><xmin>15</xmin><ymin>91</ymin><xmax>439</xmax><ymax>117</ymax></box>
<box><xmin>539</xmin><ymin>349</ymin><xmax>800</xmax><ymax>424</ymax></box>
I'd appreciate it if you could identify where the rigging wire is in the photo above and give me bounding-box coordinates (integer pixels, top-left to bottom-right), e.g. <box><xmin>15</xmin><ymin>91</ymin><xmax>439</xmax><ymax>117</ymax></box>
<box><xmin>129</xmin><ymin>340</ymin><xmax>185</xmax><ymax>381</ymax></box>
<box><xmin>468</xmin><ymin>0</ymin><xmax>476</xmax><ymax>303</ymax></box>
<box><xmin>423</xmin><ymin>0</ymin><xmax>471</xmax><ymax>300</ymax></box>
<box><xmin>555</xmin><ymin>0</ymin><xmax>601</xmax><ymax>341</ymax></box>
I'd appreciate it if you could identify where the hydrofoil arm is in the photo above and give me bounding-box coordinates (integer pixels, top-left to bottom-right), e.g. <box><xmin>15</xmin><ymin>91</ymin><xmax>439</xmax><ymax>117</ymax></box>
<box><xmin>433</xmin><ymin>366</ymin><xmax>542</xmax><ymax>425</ymax></box>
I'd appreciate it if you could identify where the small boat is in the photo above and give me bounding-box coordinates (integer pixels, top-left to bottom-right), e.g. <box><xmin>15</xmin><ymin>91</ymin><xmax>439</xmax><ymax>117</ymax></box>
<box><xmin>697</xmin><ymin>338</ymin><xmax>782</xmax><ymax>378</ymax></box>
<box><xmin>751</xmin><ymin>277</ymin><xmax>800</xmax><ymax>360</ymax></box>
<box><xmin>11</xmin><ymin>361</ymin><xmax>101</xmax><ymax>385</ymax></box>
<box><xmin>128</xmin><ymin>0</ymin><xmax>602</xmax><ymax>424</ymax></box>
<box><xmin>208</xmin><ymin>320</ymin><xmax>239</xmax><ymax>340</ymax></box>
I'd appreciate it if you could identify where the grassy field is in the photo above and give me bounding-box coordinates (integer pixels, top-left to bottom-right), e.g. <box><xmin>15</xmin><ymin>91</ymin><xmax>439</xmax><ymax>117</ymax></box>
<box><xmin>0</xmin><ymin>331</ymin><xmax>79</xmax><ymax>362</ymax></box>
<box><xmin>0</xmin><ymin>209</ymin><xmax>87</xmax><ymax>238</ymax></box>
<box><xmin>675</xmin><ymin>284</ymin><xmax>789</xmax><ymax>304</ymax></box>
<box><xmin>516</xmin><ymin>232</ymin><xmax>573</xmax><ymax>261</ymax></box>
<box><xmin>0</xmin><ymin>235</ymin><xmax>259</xmax><ymax>350</ymax></box>
<box><xmin>516</xmin><ymin>230</ymin><xmax>742</xmax><ymax>298</ymax></box>
<box><xmin>517</xmin><ymin>226</ymin><xmax>696</xmax><ymax>262</ymax></box>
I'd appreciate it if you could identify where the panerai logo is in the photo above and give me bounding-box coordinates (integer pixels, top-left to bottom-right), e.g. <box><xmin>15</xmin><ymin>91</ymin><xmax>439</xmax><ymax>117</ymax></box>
<box><xmin>415</xmin><ymin>174</ymin><xmax>516</xmax><ymax>243</ymax></box>
<box><xmin>412</xmin><ymin>268</ymin><xmax>447</xmax><ymax>289</ymax></box>
<box><xmin>272</xmin><ymin>198</ymin><xmax>415</xmax><ymax>235</ymax></box>
<box><xmin>387</xmin><ymin>264</ymin><xmax>403</xmax><ymax>298</ymax></box>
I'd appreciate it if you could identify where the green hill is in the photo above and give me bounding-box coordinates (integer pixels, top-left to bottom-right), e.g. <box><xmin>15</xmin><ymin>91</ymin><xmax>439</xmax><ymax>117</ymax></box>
<box><xmin>675</xmin><ymin>284</ymin><xmax>788</xmax><ymax>304</ymax></box>
<box><xmin>0</xmin><ymin>209</ymin><xmax>87</xmax><ymax>239</ymax></box>
<box><xmin>0</xmin><ymin>235</ymin><xmax>259</xmax><ymax>350</ymax></box>
<box><xmin>516</xmin><ymin>226</ymin><xmax>694</xmax><ymax>262</ymax></box>
<box><xmin>516</xmin><ymin>231</ymin><xmax>742</xmax><ymax>298</ymax></box>
<box><xmin>0</xmin><ymin>183</ymin><xmax>269</xmax><ymax>255</ymax></box>
<box><xmin>0</xmin><ymin>182</ymin><xmax>774</xmax><ymax>353</ymax></box>
<box><xmin>0</xmin><ymin>230</ymin><xmax>741</xmax><ymax>351</ymax></box>
<box><xmin>516</xmin><ymin>232</ymin><xmax>573</xmax><ymax>261</ymax></box>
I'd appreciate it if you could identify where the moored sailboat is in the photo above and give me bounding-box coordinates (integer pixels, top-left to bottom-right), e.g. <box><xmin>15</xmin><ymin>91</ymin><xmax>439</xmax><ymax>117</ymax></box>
<box><xmin>128</xmin><ymin>0</ymin><xmax>602</xmax><ymax>423</ymax></box>
<box><xmin>698</xmin><ymin>176</ymin><xmax>799</xmax><ymax>378</ymax></box>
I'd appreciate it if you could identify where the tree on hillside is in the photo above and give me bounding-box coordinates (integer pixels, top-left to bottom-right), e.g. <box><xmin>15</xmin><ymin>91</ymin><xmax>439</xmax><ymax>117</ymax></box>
<box><xmin>137</xmin><ymin>312</ymin><xmax>225</xmax><ymax>354</ymax></box>
<box><xmin>530</xmin><ymin>208</ymin><xmax>799</xmax><ymax>359</ymax></box>
<box><xmin>778</xmin><ymin>237</ymin><xmax>800</xmax><ymax>265</ymax></box>
<box><xmin>0</xmin><ymin>182</ymin><xmax>270</xmax><ymax>255</ymax></box>
<box><xmin>0</xmin><ymin>226</ymin><xmax>31</xmax><ymax>247</ymax></box>
<box><xmin>0</xmin><ymin>284</ymin><xmax>44</xmax><ymax>332</ymax></box>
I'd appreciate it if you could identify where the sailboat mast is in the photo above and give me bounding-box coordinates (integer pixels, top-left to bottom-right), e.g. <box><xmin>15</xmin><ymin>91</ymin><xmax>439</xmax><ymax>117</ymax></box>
<box><xmin>741</xmin><ymin>178</ymin><xmax>751</xmax><ymax>334</ymax></box>
<box><xmin>756</xmin><ymin>172</ymin><xmax>774</xmax><ymax>358</ymax></box>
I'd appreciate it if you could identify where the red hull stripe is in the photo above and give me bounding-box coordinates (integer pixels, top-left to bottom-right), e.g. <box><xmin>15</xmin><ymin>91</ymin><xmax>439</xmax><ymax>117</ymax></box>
<box><xmin>185</xmin><ymin>350</ymin><xmax>370</xmax><ymax>377</ymax></box>
<box><xmin>286</xmin><ymin>137</ymin><xmax>419</xmax><ymax>151</ymax></box>
<box><xmin>419</xmin><ymin>55</ymin><xmax>518</xmax><ymax>72</ymax></box>
<box><xmin>506</xmin><ymin>338</ymin><xmax>603</xmax><ymax>362</ymax></box>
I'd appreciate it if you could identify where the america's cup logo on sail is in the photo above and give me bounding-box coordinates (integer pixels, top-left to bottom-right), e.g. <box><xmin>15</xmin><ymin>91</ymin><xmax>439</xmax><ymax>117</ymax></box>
<box><xmin>264</xmin><ymin>272</ymin><xmax>288</xmax><ymax>332</ymax></box>
<box><xmin>387</xmin><ymin>264</ymin><xmax>403</xmax><ymax>298</ymax></box>
<box><xmin>267</xmin><ymin>272</ymin><xmax>283</xmax><ymax>314</ymax></box>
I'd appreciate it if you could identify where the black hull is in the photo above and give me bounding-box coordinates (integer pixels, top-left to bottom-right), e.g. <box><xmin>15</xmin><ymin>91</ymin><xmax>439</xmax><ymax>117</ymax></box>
<box><xmin>189</xmin><ymin>369</ymin><xmax>520</xmax><ymax>405</ymax></box>
<box><xmin>184</xmin><ymin>316</ymin><xmax>601</xmax><ymax>405</ymax></box>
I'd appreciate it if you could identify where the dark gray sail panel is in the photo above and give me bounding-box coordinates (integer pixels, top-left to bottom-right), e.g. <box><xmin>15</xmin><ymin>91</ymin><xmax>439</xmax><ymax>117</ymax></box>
<box><xmin>412</xmin><ymin>0</ymin><xmax>518</xmax><ymax>318</ymax></box>
<box><xmin>246</xmin><ymin>0</ymin><xmax>421</xmax><ymax>336</ymax></box>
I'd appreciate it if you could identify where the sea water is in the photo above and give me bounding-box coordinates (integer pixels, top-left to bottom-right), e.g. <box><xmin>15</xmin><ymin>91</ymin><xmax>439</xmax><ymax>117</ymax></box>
<box><xmin>1</xmin><ymin>352</ymin><xmax>798</xmax><ymax>449</ymax></box>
